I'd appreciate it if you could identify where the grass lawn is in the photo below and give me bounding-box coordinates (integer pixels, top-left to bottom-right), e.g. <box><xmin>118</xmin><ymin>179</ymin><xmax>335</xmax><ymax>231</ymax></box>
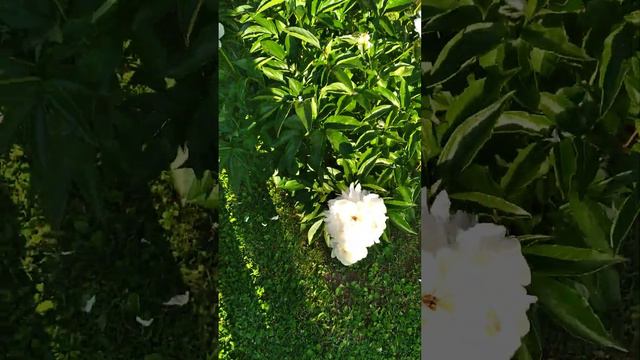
<box><xmin>218</xmin><ymin>158</ymin><xmax>420</xmax><ymax>359</ymax></box>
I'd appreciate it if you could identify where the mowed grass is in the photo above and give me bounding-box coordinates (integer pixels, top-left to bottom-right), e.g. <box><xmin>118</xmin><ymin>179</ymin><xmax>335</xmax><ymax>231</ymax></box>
<box><xmin>218</xmin><ymin>171</ymin><xmax>420</xmax><ymax>359</ymax></box>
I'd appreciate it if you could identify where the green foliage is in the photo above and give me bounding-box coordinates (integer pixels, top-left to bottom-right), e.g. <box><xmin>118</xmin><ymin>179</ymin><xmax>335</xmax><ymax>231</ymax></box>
<box><xmin>1</xmin><ymin>149</ymin><xmax>217</xmax><ymax>359</ymax></box>
<box><xmin>220</xmin><ymin>0</ymin><xmax>422</xmax><ymax>241</ymax></box>
<box><xmin>423</xmin><ymin>0</ymin><xmax>640</xmax><ymax>357</ymax></box>
<box><xmin>218</xmin><ymin>171</ymin><xmax>419</xmax><ymax>359</ymax></box>
<box><xmin>0</xmin><ymin>0</ymin><xmax>217</xmax><ymax>225</ymax></box>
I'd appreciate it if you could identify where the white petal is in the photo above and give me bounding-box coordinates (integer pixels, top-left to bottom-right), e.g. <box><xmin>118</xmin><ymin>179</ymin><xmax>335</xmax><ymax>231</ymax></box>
<box><xmin>163</xmin><ymin>291</ymin><xmax>190</xmax><ymax>306</ymax></box>
<box><xmin>82</xmin><ymin>295</ymin><xmax>96</xmax><ymax>313</ymax></box>
<box><xmin>136</xmin><ymin>316</ymin><xmax>154</xmax><ymax>327</ymax></box>
<box><xmin>430</xmin><ymin>190</ymin><xmax>451</xmax><ymax>221</ymax></box>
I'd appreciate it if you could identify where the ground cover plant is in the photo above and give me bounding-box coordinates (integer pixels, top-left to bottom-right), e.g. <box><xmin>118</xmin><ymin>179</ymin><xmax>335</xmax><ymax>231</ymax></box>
<box><xmin>422</xmin><ymin>0</ymin><xmax>640</xmax><ymax>358</ymax></box>
<box><xmin>1</xmin><ymin>1</ymin><xmax>218</xmax><ymax>358</ymax></box>
<box><xmin>218</xmin><ymin>0</ymin><xmax>422</xmax><ymax>357</ymax></box>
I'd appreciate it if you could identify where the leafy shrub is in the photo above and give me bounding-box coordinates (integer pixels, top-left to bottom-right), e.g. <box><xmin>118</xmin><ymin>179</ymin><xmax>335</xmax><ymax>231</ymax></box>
<box><xmin>423</xmin><ymin>0</ymin><xmax>640</xmax><ymax>357</ymax></box>
<box><xmin>0</xmin><ymin>0</ymin><xmax>217</xmax><ymax>225</ymax></box>
<box><xmin>220</xmin><ymin>0</ymin><xmax>422</xmax><ymax>241</ymax></box>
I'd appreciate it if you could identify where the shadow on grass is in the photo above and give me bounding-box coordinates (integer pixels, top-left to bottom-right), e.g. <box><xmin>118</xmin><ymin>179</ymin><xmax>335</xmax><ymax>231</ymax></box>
<box><xmin>0</xmin><ymin>185</ymin><xmax>53</xmax><ymax>359</ymax></box>
<box><xmin>219</xmin><ymin>173</ymin><xmax>325</xmax><ymax>358</ymax></box>
<box><xmin>1</xmin><ymin>157</ymin><xmax>216</xmax><ymax>359</ymax></box>
<box><xmin>218</xmin><ymin>155</ymin><xmax>421</xmax><ymax>358</ymax></box>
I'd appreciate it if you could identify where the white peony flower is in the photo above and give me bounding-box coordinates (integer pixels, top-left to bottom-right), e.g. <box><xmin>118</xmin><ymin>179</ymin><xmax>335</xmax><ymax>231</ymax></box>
<box><xmin>219</xmin><ymin>23</ymin><xmax>224</xmax><ymax>48</ymax></box>
<box><xmin>324</xmin><ymin>183</ymin><xmax>387</xmax><ymax>266</ymax></box>
<box><xmin>422</xmin><ymin>190</ymin><xmax>536</xmax><ymax>360</ymax></box>
<box><xmin>414</xmin><ymin>11</ymin><xmax>421</xmax><ymax>37</ymax></box>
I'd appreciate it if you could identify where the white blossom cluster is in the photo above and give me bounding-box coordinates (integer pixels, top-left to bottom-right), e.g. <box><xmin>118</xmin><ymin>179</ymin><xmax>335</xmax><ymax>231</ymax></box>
<box><xmin>324</xmin><ymin>183</ymin><xmax>387</xmax><ymax>266</ymax></box>
<box><xmin>422</xmin><ymin>190</ymin><xmax>536</xmax><ymax>360</ymax></box>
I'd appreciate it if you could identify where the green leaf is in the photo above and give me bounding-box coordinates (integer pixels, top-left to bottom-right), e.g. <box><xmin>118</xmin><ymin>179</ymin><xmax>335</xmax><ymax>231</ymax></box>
<box><xmin>385</xmin><ymin>0</ymin><xmax>413</xmax><ymax>12</ymax></box>
<box><xmin>324</xmin><ymin>115</ymin><xmax>363</xmax><ymax>129</ymax></box>
<box><xmin>374</xmin><ymin>86</ymin><xmax>400</xmax><ymax>108</ymax></box>
<box><xmin>530</xmin><ymin>275</ymin><xmax>626</xmax><ymax>351</ymax></box>
<box><xmin>257</xmin><ymin>0</ymin><xmax>285</xmax><ymax>13</ymax></box>
<box><xmin>518</xmin><ymin>234</ymin><xmax>554</xmax><ymax>245</ymax></box>
<box><xmin>500</xmin><ymin>142</ymin><xmax>550</xmax><ymax>193</ymax></box>
<box><xmin>294</xmin><ymin>98</ymin><xmax>317</xmax><ymax>132</ymax></box>
<box><xmin>281</xmin><ymin>179</ymin><xmax>305</xmax><ymax>191</ymax></box>
<box><xmin>320</xmin><ymin>82</ymin><xmax>354</xmax><ymax>97</ymax></box>
<box><xmin>92</xmin><ymin>0</ymin><xmax>118</xmax><ymax>23</ymax></box>
<box><xmin>325</xmin><ymin>129</ymin><xmax>352</xmax><ymax>154</ymax></box>
<box><xmin>423</xmin><ymin>5</ymin><xmax>482</xmax><ymax>33</ymax></box>
<box><xmin>388</xmin><ymin>211</ymin><xmax>417</xmax><ymax>234</ymax></box>
<box><xmin>521</xmin><ymin>24</ymin><xmax>591</xmax><ymax>60</ymax></box>
<box><xmin>449</xmin><ymin>192</ymin><xmax>531</xmax><ymax>216</ymax></box>
<box><xmin>307</xmin><ymin>218</ymin><xmax>324</xmax><ymax>244</ymax></box>
<box><xmin>494</xmin><ymin>111</ymin><xmax>554</xmax><ymax>135</ymax></box>
<box><xmin>261</xmin><ymin>40</ymin><xmax>287</xmax><ymax>60</ymax></box>
<box><xmin>552</xmin><ymin>138</ymin><xmax>577</xmax><ymax>199</ymax></box>
<box><xmin>611</xmin><ymin>189</ymin><xmax>640</xmax><ymax>254</ymax></box>
<box><xmin>538</xmin><ymin>91</ymin><xmax>576</xmax><ymax>120</ymax></box>
<box><xmin>524</xmin><ymin>244</ymin><xmax>625</xmax><ymax>263</ymax></box>
<box><xmin>568</xmin><ymin>193</ymin><xmax>612</xmax><ymax>253</ymax></box>
<box><xmin>284</xmin><ymin>27</ymin><xmax>321</xmax><ymax>49</ymax></box>
<box><xmin>428</xmin><ymin>22</ymin><xmax>506</xmax><ymax>85</ymax></box>
<box><xmin>35</xmin><ymin>300</ymin><xmax>55</xmax><ymax>314</ymax></box>
<box><xmin>598</xmin><ymin>23</ymin><xmax>634</xmax><ymax>115</ymax></box>
<box><xmin>438</xmin><ymin>92</ymin><xmax>513</xmax><ymax>174</ymax></box>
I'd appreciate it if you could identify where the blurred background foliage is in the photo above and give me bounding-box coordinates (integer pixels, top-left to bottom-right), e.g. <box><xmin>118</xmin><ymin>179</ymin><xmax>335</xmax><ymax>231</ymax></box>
<box><xmin>422</xmin><ymin>0</ymin><xmax>640</xmax><ymax>358</ymax></box>
<box><xmin>1</xmin><ymin>0</ymin><xmax>218</xmax><ymax>358</ymax></box>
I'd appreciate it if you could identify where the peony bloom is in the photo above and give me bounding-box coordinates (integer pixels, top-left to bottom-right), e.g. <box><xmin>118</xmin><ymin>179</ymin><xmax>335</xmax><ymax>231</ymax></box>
<box><xmin>422</xmin><ymin>189</ymin><xmax>536</xmax><ymax>360</ymax></box>
<box><xmin>415</xmin><ymin>11</ymin><xmax>421</xmax><ymax>37</ymax></box>
<box><xmin>324</xmin><ymin>183</ymin><xmax>387</xmax><ymax>266</ymax></box>
<box><xmin>219</xmin><ymin>23</ymin><xmax>225</xmax><ymax>48</ymax></box>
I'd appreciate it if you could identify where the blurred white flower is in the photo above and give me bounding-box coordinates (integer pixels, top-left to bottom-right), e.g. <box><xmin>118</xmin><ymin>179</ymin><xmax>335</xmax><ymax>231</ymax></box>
<box><xmin>135</xmin><ymin>316</ymin><xmax>154</xmax><ymax>327</ymax></box>
<box><xmin>219</xmin><ymin>23</ymin><xmax>225</xmax><ymax>48</ymax></box>
<box><xmin>422</xmin><ymin>190</ymin><xmax>536</xmax><ymax>360</ymax></box>
<box><xmin>422</xmin><ymin>189</ymin><xmax>477</xmax><ymax>253</ymax></box>
<box><xmin>324</xmin><ymin>183</ymin><xmax>387</xmax><ymax>266</ymax></box>
<box><xmin>356</xmin><ymin>33</ymin><xmax>372</xmax><ymax>52</ymax></box>
<box><xmin>163</xmin><ymin>291</ymin><xmax>189</xmax><ymax>306</ymax></box>
<box><xmin>500</xmin><ymin>0</ymin><xmax>526</xmax><ymax>18</ymax></box>
<box><xmin>82</xmin><ymin>295</ymin><xmax>96</xmax><ymax>313</ymax></box>
<box><xmin>415</xmin><ymin>11</ymin><xmax>421</xmax><ymax>37</ymax></box>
